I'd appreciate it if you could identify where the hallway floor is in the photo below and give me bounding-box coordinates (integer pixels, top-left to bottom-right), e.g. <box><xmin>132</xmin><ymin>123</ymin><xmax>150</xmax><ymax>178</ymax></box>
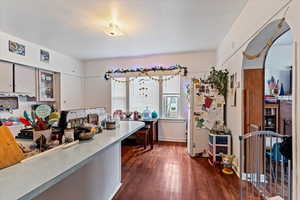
<box><xmin>113</xmin><ymin>142</ymin><xmax>240</xmax><ymax>200</ymax></box>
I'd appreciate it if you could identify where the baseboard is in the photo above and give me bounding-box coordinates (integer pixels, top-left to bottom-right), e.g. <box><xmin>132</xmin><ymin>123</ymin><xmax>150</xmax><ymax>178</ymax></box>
<box><xmin>109</xmin><ymin>183</ymin><xmax>122</xmax><ymax>200</ymax></box>
<box><xmin>158</xmin><ymin>137</ymin><xmax>186</xmax><ymax>143</ymax></box>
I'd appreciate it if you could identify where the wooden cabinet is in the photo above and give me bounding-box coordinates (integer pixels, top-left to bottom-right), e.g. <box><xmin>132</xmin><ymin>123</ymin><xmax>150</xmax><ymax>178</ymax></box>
<box><xmin>14</xmin><ymin>64</ymin><xmax>36</xmax><ymax>97</ymax></box>
<box><xmin>0</xmin><ymin>62</ymin><xmax>13</xmax><ymax>93</ymax></box>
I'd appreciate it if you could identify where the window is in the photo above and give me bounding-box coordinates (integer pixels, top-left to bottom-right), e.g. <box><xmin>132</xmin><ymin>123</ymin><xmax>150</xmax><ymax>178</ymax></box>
<box><xmin>163</xmin><ymin>95</ymin><xmax>179</xmax><ymax>118</ymax></box>
<box><xmin>111</xmin><ymin>75</ymin><xmax>181</xmax><ymax>119</ymax></box>
<box><xmin>129</xmin><ymin>77</ymin><xmax>159</xmax><ymax>113</ymax></box>
<box><xmin>162</xmin><ymin>75</ymin><xmax>181</xmax><ymax>119</ymax></box>
<box><xmin>111</xmin><ymin>78</ymin><xmax>127</xmax><ymax>113</ymax></box>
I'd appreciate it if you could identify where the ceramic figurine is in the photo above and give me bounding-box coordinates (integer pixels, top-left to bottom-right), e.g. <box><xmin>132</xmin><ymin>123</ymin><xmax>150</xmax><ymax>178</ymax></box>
<box><xmin>221</xmin><ymin>154</ymin><xmax>235</xmax><ymax>175</ymax></box>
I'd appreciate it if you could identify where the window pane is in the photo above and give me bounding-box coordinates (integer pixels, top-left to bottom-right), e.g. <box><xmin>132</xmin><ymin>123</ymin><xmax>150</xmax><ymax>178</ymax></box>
<box><xmin>163</xmin><ymin>95</ymin><xmax>179</xmax><ymax>118</ymax></box>
<box><xmin>129</xmin><ymin>77</ymin><xmax>159</xmax><ymax>113</ymax></box>
<box><xmin>163</xmin><ymin>75</ymin><xmax>180</xmax><ymax>94</ymax></box>
<box><xmin>111</xmin><ymin>78</ymin><xmax>126</xmax><ymax>113</ymax></box>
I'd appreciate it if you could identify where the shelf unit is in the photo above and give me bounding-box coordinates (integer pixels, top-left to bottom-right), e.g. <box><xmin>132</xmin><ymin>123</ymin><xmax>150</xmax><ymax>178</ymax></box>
<box><xmin>264</xmin><ymin>104</ymin><xmax>279</xmax><ymax>132</ymax></box>
<box><xmin>208</xmin><ymin>133</ymin><xmax>231</xmax><ymax>166</ymax></box>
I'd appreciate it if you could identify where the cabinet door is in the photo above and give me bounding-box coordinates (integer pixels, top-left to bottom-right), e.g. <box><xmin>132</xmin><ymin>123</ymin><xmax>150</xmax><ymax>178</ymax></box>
<box><xmin>0</xmin><ymin>62</ymin><xmax>13</xmax><ymax>93</ymax></box>
<box><xmin>39</xmin><ymin>70</ymin><xmax>55</xmax><ymax>101</ymax></box>
<box><xmin>61</xmin><ymin>74</ymin><xmax>84</xmax><ymax>110</ymax></box>
<box><xmin>15</xmin><ymin>64</ymin><xmax>36</xmax><ymax>96</ymax></box>
<box><xmin>84</xmin><ymin>77</ymin><xmax>108</xmax><ymax>108</ymax></box>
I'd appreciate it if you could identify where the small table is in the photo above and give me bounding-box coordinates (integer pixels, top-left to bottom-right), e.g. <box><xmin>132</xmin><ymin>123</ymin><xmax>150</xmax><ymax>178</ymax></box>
<box><xmin>140</xmin><ymin>119</ymin><xmax>158</xmax><ymax>149</ymax></box>
<box><xmin>122</xmin><ymin>118</ymin><xmax>159</xmax><ymax>149</ymax></box>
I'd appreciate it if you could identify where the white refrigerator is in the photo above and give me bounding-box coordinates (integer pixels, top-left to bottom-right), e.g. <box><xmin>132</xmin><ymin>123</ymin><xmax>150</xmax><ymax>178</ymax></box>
<box><xmin>187</xmin><ymin>79</ymin><xmax>225</xmax><ymax>157</ymax></box>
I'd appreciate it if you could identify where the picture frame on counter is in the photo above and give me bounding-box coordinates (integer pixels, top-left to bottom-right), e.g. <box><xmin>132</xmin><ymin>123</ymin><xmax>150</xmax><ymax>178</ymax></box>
<box><xmin>8</xmin><ymin>40</ymin><xmax>26</xmax><ymax>56</ymax></box>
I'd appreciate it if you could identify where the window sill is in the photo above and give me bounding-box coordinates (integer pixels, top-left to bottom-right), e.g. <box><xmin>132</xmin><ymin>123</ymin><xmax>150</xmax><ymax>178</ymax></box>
<box><xmin>159</xmin><ymin>118</ymin><xmax>186</xmax><ymax>122</ymax></box>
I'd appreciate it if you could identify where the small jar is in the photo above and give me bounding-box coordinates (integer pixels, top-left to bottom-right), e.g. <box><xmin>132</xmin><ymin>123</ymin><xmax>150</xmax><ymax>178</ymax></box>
<box><xmin>64</xmin><ymin>123</ymin><xmax>74</xmax><ymax>143</ymax></box>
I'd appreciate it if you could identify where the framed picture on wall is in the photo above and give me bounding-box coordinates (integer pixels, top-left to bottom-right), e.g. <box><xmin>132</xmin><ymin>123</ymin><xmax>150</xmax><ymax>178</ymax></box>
<box><xmin>8</xmin><ymin>40</ymin><xmax>25</xmax><ymax>56</ymax></box>
<box><xmin>229</xmin><ymin>72</ymin><xmax>237</xmax><ymax>107</ymax></box>
<box><xmin>40</xmin><ymin>49</ymin><xmax>50</xmax><ymax>64</ymax></box>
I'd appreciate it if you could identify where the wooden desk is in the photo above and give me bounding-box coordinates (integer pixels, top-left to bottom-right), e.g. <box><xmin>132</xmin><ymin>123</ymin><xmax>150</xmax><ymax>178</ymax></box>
<box><xmin>122</xmin><ymin>119</ymin><xmax>159</xmax><ymax>149</ymax></box>
<box><xmin>140</xmin><ymin>119</ymin><xmax>158</xmax><ymax>149</ymax></box>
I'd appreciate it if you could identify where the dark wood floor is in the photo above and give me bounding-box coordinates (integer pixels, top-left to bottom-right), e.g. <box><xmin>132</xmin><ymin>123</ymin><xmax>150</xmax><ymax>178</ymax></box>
<box><xmin>113</xmin><ymin>142</ymin><xmax>240</xmax><ymax>200</ymax></box>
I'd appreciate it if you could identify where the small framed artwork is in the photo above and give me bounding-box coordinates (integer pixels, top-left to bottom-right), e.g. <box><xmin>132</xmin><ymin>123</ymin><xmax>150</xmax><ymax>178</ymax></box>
<box><xmin>229</xmin><ymin>72</ymin><xmax>238</xmax><ymax>107</ymax></box>
<box><xmin>9</xmin><ymin>40</ymin><xmax>25</xmax><ymax>56</ymax></box>
<box><xmin>40</xmin><ymin>49</ymin><xmax>50</xmax><ymax>64</ymax></box>
<box><xmin>230</xmin><ymin>74</ymin><xmax>235</xmax><ymax>89</ymax></box>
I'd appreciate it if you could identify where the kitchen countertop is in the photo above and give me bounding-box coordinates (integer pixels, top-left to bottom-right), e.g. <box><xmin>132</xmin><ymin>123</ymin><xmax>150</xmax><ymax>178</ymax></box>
<box><xmin>0</xmin><ymin>121</ymin><xmax>144</xmax><ymax>200</ymax></box>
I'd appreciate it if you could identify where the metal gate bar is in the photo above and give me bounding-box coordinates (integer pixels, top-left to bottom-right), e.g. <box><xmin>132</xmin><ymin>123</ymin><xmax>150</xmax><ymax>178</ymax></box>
<box><xmin>239</xmin><ymin>131</ymin><xmax>292</xmax><ymax>200</ymax></box>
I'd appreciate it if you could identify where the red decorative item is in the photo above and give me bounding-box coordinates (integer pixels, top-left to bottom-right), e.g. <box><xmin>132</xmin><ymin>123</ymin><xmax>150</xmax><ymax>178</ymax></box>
<box><xmin>204</xmin><ymin>97</ymin><xmax>213</xmax><ymax>108</ymax></box>
<box><xmin>19</xmin><ymin>117</ymin><xmax>31</xmax><ymax>126</ymax></box>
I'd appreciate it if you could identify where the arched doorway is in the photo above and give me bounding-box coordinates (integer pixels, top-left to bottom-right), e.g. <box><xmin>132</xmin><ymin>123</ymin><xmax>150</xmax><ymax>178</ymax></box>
<box><xmin>264</xmin><ymin>30</ymin><xmax>293</xmax><ymax>135</ymax></box>
<box><xmin>241</xmin><ymin>18</ymin><xmax>294</xmax><ymax>199</ymax></box>
<box><xmin>242</xmin><ymin>18</ymin><xmax>292</xmax><ymax>134</ymax></box>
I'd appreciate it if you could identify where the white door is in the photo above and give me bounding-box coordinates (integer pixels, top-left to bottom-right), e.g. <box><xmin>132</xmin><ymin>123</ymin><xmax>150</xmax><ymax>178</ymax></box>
<box><xmin>61</xmin><ymin>74</ymin><xmax>84</xmax><ymax>110</ymax></box>
<box><xmin>187</xmin><ymin>81</ymin><xmax>195</xmax><ymax>156</ymax></box>
<box><xmin>0</xmin><ymin>61</ymin><xmax>13</xmax><ymax>93</ymax></box>
<box><xmin>85</xmin><ymin>77</ymin><xmax>108</xmax><ymax>108</ymax></box>
<box><xmin>15</xmin><ymin>64</ymin><xmax>36</xmax><ymax>96</ymax></box>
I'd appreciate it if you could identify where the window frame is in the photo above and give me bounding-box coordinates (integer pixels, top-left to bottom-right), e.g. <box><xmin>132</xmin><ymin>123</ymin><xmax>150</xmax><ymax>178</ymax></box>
<box><xmin>162</xmin><ymin>94</ymin><xmax>180</xmax><ymax>119</ymax></box>
<box><xmin>111</xmin><ymin>75</ymin><xmax>182</xmax><ymax>119</ymax></box>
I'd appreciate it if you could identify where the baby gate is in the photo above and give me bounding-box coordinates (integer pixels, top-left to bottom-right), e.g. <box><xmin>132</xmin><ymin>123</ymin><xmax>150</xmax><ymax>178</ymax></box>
<box><xmin>239</xmin><ymin>130</ymin><xmax>292</xmax><ymax>200</ymax></box>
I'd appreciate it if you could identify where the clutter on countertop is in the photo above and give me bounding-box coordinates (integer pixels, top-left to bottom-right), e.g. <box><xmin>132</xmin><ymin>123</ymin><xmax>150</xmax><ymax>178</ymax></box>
<box><xmin>0</xmin><ymin>107</ymin><xmax>107</xmax><ymax>169</ymax></box>
<box><xmin>104</xmin><ymin>115</ymin><xmax>117</xmax><ymax>130</ymax></box>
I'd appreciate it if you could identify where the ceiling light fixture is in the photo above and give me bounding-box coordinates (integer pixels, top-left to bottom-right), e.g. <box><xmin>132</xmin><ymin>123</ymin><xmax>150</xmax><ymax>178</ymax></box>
<box><xmin>104</xmin><ymin>23</ymin><xmax>123</xmax><ymax>37</ymax></box>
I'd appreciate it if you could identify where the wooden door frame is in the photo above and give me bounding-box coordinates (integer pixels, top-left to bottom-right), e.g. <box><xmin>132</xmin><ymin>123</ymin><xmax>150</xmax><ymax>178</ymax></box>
<box><xmin>243</xmin><ymin>69</ymin><xmax>264</xmax><ymax>134</ymax></box>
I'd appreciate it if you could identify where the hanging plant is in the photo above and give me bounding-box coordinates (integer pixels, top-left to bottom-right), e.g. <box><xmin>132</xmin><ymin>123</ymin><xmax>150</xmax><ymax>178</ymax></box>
<box><xmin>207</xmin><ymin>67</ymin><xmax>229</xmax><ymax>98</ymax></box>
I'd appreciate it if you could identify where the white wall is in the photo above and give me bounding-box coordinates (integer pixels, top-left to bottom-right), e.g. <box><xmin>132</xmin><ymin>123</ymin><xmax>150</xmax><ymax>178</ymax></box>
<box><xmin>0</xmin><ymin>30</ymin><xmax>85</xmax><ymax>110</ymax></box>
<box><xmin>158</xmin><ymin>119</ymin><xmax>186</xmax><ymax>142</ymax></box>
<box><xmin>216</xmin><ymin>0</ymin><xmax>300</xmax><ymax>197</ymax></box>
<box><xmin>83</xmin><ymin>51</ymin><xmax>216</xmax><ymax>111</ymax></box>
<box><xmin>0</xmin><ymin>31</ymin><xmax>83</xmax><ymax>76</ymax></box>
<box><xmin>83</xmin><ymin>51</ymin><xmax>215</xmax><ymax>142</ymax></box>
<box><xmin>265</xmin><ymin>43</ymin><xmax>293</xmax><ymax>95</ymax></box>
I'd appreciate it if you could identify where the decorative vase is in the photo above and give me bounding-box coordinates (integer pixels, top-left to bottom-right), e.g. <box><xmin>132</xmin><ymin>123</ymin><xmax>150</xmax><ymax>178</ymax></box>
<box><xmin>142</xmin><ymin>107</ymin><xmax>151</xmax><ymax>120</ymax></box>
<box><xmin>151</xmin><ymin>111</ymin><xmax>158</xmax><ymax>119</ymax></box>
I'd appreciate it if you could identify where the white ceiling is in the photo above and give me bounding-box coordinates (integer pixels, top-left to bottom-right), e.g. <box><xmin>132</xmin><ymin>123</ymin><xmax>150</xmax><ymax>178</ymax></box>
<box><xmin>0</xmin><ymin>0</ymin><xmax>247</xmax><ymax>60</ymax></box>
